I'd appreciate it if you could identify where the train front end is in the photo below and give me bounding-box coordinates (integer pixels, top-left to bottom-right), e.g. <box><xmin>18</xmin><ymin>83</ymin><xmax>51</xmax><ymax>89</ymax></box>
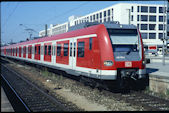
<box><xmin>99</xmin><ymin>23</ymin><xmax>147</xmax><ymax>89</ymax></box>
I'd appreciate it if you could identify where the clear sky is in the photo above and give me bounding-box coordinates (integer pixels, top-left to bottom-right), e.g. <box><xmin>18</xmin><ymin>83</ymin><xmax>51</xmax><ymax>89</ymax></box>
<box><xmin>1</xmin><ymin>1</ymin><xmax>167</xmax><ymax>44</ymax></box>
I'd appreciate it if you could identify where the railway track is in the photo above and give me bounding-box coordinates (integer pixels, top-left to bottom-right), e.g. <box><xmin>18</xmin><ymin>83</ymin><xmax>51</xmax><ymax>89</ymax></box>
<box><xmin>101</xmin><ymin>89</ymin><xmax>169</xmax><ymax>111</ymax></box>
<box><xmin>1</xmin><ymin>64</ymin><xmax>72</xmax><ymax>112</ymax></box>
<box><xmin>1</xmin><ymin>58</ymin><xmax>169</xmax><ymax>111</ymax></box>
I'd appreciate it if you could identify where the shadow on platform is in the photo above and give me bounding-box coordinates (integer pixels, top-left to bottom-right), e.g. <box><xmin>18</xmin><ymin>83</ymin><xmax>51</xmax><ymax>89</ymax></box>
<box><xmin>146</xmin><ymin>68</ymin><xmax>159</xmax><ymax>74</ymax></box>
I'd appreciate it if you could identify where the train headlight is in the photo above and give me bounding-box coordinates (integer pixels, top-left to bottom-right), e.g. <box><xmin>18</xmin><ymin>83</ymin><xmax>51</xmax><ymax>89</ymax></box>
<box><xmin>142</xmin><ymin>60</ymin><xmax>145</xmax><ymax>65</ymax></box>
<box><xmin>104</xmin><ymin>60</ymin><xmax>113</xmax><ymax>66</ymax></box>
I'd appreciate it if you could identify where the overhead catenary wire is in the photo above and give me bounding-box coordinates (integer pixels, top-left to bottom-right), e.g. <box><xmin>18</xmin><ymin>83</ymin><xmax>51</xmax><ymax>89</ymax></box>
<box><xmin>3</xmin><ymin>2</ymin><xmax>20</xmax><ymax>27</ymax></box>
<box><xmin>43</xmin><ymin>2</ymin><xmax>90</xmax><ymax>24</ymax></box>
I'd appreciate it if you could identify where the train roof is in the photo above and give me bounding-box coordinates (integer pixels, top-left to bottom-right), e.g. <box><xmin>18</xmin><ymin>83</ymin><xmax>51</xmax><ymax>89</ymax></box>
<box><xmin>1</xmin><ymin>22</ymin><xmax>137</xmax><ymax>49</ymax></box>
<box><xmin>1</xmin><ymin>24</ymin><xmax>105</xmax><ymax>49</ymax></box>
<box><xmin>68</xmin><ymin>21</ymin><xmax>137</xmax><ymax>32</ymax></box>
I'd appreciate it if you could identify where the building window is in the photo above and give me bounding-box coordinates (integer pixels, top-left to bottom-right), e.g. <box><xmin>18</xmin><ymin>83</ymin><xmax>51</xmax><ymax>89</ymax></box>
<box><xmin>149</xmin><ymin>33</ymin><xmax>156</xmax><ymax>39</ymax></box>
<box><xmin>131</xmin><ymin>6</ymin><xmax>133</xmax><ymax>12</ymax></box>
<box><xmin>137</xmin><ymin>15</ymin><xmax>140</xmax><ymax>21</ymax></box>
<box><xmin>137</xmin><ymin>6</ymin><xmax>140</xmax><ymax>12</ymax></box>
<box><xmin>100</xmin><ymin>12</ymin><xmax>102</xmax><ymax>22</ymax></box>
<box><xmin>149</xmin><ymin>7</ymin><xmax>156</xmax><ymax>13</ymax></box>
<box><xmin>78</xmin><ymin>42</ymin><xmax>85</xmax><ymax>57</ymax></box>
<box><xmin>137</xmin><ymin>24</ymin><xmax>139</xmax><ymax>29</ymax></box>
<box><xmin>159</xmin><ymin>16</ymin><xmax>164</xmax><ymax>22</ymax></box>
<box><xmin>159</xmin><ymin>24</ymin><xmax>164</xmax><ymax>30</ymax></box>
<box><xmin>64</xmin><ymin>43</ymin><xmax>68</xmax><ymax>56</ymax></box>
<box><xmin>141</xmin><ymin>33</ymin><xmax>147</xmax><ymax>39</ymax></box>
<box><xmin>149</xmin><ymin>15</ymin><xmax>156</xmax><ymax>22</ymax></box>
<box><xmin>131</xmin><ymin>15</ymin><xmax>133</xmax><ymax>21</ymax></box>
<box><xmin>159</xmin><ymin>7</ymin><xmax>164</xmax><ymax>13</ymax></box>
<box><xmin>141</xmin><ymin>24</ymin><xmax>148</xmax><ymax>30</ymax></box>
<box><xmin>100</xmin><ymin>12</ymin><xmax>102</xmax><ymax>19</ymax></box>
<box><xmin>90</xmin><ymin>16</ymin><xmax>92</xmax><ymax>22</ymax></box>
<box><xmin>108</xmin><ymin>9</ymin><xmax>110</xmax><ymax>16</ymax></box>
<box><xmin>149</xmin><ymin>24</ymin><xmax>156</xmax><ymax>30</ymax></box>
<box><xmin>93</xmin><ymin>15</ymin><xmax>95</xmax><ymax>21</ymax></box>
<box><xmin>96</xmin><ymin>13</ymin><xmax>99</xmax><ymax>20</ymax></box>
<box><xmin>104</xmin><ymin>11</ymin><xmax>106</xmax><ymax>17</ymax></box>
<box><xmin>104</xmin><ymin>11</ymin><xmax>106</xmax><ymax>22</ymax></box>
<box><xmin>141</xmin><ymin>15</ymin><xmax>148</xmax><ymax>21</ymax></box>
<box><xmin>159</xmin><ymin>33</ymin><xmax>164</xmax><ymax>39</ymax></box>
<box><xmin>141</xmin><ymin>6</ymin><xmax>148</xmax><ymax>12</ymax></box>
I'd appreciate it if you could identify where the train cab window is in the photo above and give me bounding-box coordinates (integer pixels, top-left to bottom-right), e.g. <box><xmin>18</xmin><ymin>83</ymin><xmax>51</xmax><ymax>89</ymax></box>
<box><xmin>64</xmin><ymin>43</ymin><xmax>68</xmax><ymax>56</ymax></box>
<box><xmin>89</xmin><ymin>38</ymin><xmax>92</xmax><ymax>50</ymax></box>
<box><xmin>57</xmin><ymin>44</ymin><xmax>61</xmax><ymax>56</ymax></box>
<box><xmin>38</xmin><ymin>46</ymin><xmax>40</xmax><ymax>55</ymax></box>
<box><xmin>78</xmin><ymin>42</ymin><xmax>85</xmax><ymax>57</ymax></box>
<box><xmin>70</xmin><ymin>43</ymin><xmax>72</xmax><ymax>56</ymax></box>
<box><xmin>48</xmin><ymin>45</ymin><xmax>51</xmax><ymax>55</ymax></box>
<box><xmin>45</xmin><ymin>45</ymin><xmax>47</xmax><ymax>55</ymax></box>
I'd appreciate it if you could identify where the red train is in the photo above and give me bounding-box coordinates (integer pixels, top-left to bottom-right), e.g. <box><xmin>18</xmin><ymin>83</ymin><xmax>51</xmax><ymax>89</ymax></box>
<box><xmin>1</xmin><ymin>22</ymin><xmax>147</xmax><ymax>89</ymax></box>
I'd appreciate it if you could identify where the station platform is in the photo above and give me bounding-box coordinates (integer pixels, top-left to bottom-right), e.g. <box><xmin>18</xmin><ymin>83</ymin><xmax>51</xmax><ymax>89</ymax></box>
<box><xmin>146</xmin><ymin>61</ymin><xmax>169</xmax><ymax>95</ymax></box>
<box><xmin>1</xmin><ymin>87</ymin><xmax>14</xmax><ymax>112</ymax></box>
<box><xmin>146</xmin><ymin>62</ymin><xmax>169</xmax><ymax>78</ymax></box>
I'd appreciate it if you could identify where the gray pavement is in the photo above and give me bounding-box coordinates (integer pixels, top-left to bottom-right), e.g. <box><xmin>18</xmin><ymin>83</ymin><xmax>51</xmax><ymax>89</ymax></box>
<box><xmin>1</xmin><ymin>87</ymin><xmax>14</xmax><ymax>112</ymax></box>
<box><xmin>146</xmin><ymin>61</ymin><xmax>169</xmax><ymax>78</ymax></box>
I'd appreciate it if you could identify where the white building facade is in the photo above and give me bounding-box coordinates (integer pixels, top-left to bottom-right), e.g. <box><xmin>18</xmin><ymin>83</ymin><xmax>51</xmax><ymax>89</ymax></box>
<box><xmin>39</xmin><ymin>2</ymin><xmax>168</xmax><ymax>51</ymax></box>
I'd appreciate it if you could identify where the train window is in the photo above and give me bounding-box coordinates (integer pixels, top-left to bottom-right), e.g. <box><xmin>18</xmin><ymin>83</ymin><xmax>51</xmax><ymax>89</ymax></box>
<box><xmin>45</xmin><ymin>45</ymin><xmax>47</xmax><ymax>55</ymax></box>
<box><xmin>74</xmin><ymin>42</ymin><xmax>76</xmax><ymax>57</ymax></box>
<box><xmin>48</xmin><ymin>45</ymin><xmax>51</xmax><ymax>55</ymax></box>
<box><xmin>57</xmin><ymin>44</ymin><xmax>61</xmax><ymax>56</ymax></box>
<box><xmin>35</xmin><ymin>46</ymin><xmax>37</xmax><ymax>54</ymax></box>
<box><xmin>89</xmin><ymin>38</ymin><xmax>92</xmax><ymax>50</ymax></box>
<box><xmin>78</xmin><ymin>42</ymin><xmax>85</xmax><ymax>57</ymax></box>
<box><xmin>70</xmin><ymin>43</ymin><xmax>72</xmax><ymax>56</ymax></box>
<box><xmin>38</xmin><ymin>46</ymin><xmax>40</xmax><ymax>55</ymax></box>
<box><xmin>30</xmin><ymin>46</ymin><xmax>32</xmax><ymax>54</ymax></box>
<box><xmin>28</xmin><ymin>47</ymin><xmax>30</xmax><ymax>54</ymax></box>
<box><xmin>64</xmin><ymin>43</ymin><xmax>68</xmax><ymax>56</ymax></box>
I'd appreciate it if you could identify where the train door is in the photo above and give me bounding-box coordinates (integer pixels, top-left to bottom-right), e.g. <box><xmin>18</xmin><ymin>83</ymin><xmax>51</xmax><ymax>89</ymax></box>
<box><xmin>69</xmin><ymin>38</ymin><xmax>77</xmax><ymax>70</ymax></box>
<box><xmin>34</xmin><ymin>44</ymin><xmax>41</xmax><ymax>60</ymax></box>
<box><xmin>44</xmin><ymin>43</ymin><xmax>52</xmax><ymax>62</ymax></box>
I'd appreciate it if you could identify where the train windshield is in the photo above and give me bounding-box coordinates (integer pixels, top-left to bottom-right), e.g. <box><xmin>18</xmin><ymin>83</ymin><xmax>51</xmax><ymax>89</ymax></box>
<box><xmin>107</xmin><ymin>28</ymin><xmax>141</xmax><ymax>61</ymax></box>
<box><xmin>107</xmin><ymin>28</ymin><xmax>139</xmax><ymax>53</ymax></box>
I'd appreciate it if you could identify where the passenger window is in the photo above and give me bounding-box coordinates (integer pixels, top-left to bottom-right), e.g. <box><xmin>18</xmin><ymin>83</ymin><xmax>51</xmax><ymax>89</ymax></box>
<box><xmin>35</xmin><ymin>46</ymin><xmax>37</xmax><ymax>54</ymax></box>
<box><xmin>89</xmin><ymin>38</ymin><xmax>92</xmax><ymax>50</ymax></box>
<box><xmin>64</xmin><ymin>43</ymin><xmax>68</xmax><ymax>56</ymax></box>
<box><xmin>78</xmin><ymin>42</ymin><xmax>85</xmax><ymax>57</ymax></box>
<box><xmin>38</xmin><ymin>46</ymin><xmax>40</xmax><ymax>55</ymax></box>
<box><xmin>74</xmin><ymin>42</ymin><xmax>76</xmax><ymax>57</ymax></box>
<box><xmin>57</xmin><ymin>44</ymin><xmax>61</xmax><ymax>56</ymax></box>
<box><xmin>30</xmin><ymin>46</ymin><xmax>32</xmax><ymax>54</ymax></box>
<box><xmin>70</xmin><ymin>43</ymin><xmax>72</xmax><ymax>56</ymax></box>
<box><xmin>45</xmin><ymin>45</ymin><xmax>47</xmax><ymax>55</ymax></box>
<box><xmin>48</xmin><ymin>45</ymin><xmax>51</xmax><ymax>55</ymax></box>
